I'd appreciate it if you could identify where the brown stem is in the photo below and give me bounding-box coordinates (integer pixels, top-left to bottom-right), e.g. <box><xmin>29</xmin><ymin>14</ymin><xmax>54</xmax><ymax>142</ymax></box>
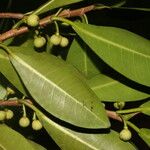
<box><xmin>106</xmin><ymin>110</ymin><xmax>122</xmax><ymax>122</ymax></box>
<box><xmin>0</xmin><ymin>13</ymin><xmax>24</xmax><ymax>19</ymax></box>
<box><xmin>0</xmin><ymin>5</ymin><xmax>95</xmax><ymax>42</ymax></box>
<box><xmin>0</xmin><ymin>99</ymin><xmax>32</xmax><ymax>106</ymax></box>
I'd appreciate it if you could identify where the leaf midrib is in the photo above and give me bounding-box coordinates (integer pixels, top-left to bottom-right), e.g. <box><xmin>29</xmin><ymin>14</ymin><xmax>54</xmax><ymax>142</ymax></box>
<box><xmin>91</xmin><ymin>80</ymin><xmax>117</xmax><ymax>90</ymax></box>
<box><xmin>83</xmin><ymin>49</ymin><xmax>88</xmax><ymax>76</ymax></box>
<box><xmin>73</xmin><ymin>24</ymin><xmax>150</xmax><ymax>59</ymax></box>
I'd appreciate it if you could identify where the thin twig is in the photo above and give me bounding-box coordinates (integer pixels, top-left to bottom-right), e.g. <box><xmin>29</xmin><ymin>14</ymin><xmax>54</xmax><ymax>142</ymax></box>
<box><xmin>0</xmin><ymin>5</ymin><xmax>95</xmax><ymax>42</ymax></box>
<box><xmin>0</xmin><ymin>99</ymin><xmax>32</xmax><ymax>106</ymax></box>
<box><xmin>0</xmin><ymin>13</ymin><xmax>24</xmax><ymax>19</ymax></box>
<box><xmin>106</xmin><ymin>110</ymin><xmax>122</xmax><ymax>122</ymax></box>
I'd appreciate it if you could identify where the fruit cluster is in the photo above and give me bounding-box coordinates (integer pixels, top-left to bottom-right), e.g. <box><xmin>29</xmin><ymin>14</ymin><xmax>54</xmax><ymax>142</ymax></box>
<box><xmin>50</xmin><ymin>34</ymin><xmax>69</xmax><ymax>47</ymax></box>
<box><xmin>26</xmin><ymin>14</ymin><xmax>69</xmax><ymax>49</ymax></box>
<box><xmin>19</xmin><ymin>116</ymin><xmax>42</xmax><ymax>131</ymax></box>
<box><xmin>0</xmin><ymin>109</ymin><xmax>14</xmax><ymax>121</ymax></box>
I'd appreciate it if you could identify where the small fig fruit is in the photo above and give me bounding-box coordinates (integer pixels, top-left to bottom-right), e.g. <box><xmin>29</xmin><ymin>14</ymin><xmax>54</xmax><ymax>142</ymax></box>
<box><xmin>19</xmin><ymin>117</ymin><xmax>30</xmax><ymax>127</ymax></box>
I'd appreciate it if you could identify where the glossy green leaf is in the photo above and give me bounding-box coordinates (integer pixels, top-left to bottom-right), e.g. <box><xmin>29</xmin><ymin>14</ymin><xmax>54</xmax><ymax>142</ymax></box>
<box><xmin>33</xmin><ymin>0</ymin><xmax>83</xmax><ymax>15</ymax></box>
<box><xmin>37</xmin><ymin>113</ymin><xmax>136</xmax><ymax>150</ymax></box>
<box><xmin>71</xmin><ymin>22</ymin><xmax>150</xmax><ymax>86</ymax></box>
<box><xmin>0</xmin><ymin>50</ymin><xmax>26</xmax><ymax>94</ymax></box>
<box><xmin>138</xmin><ymin>128</ymin><xmax>150</xmax><ymax>147</ymax></box>
<box><xmin>9</xmin><ymin>47</ymin><xmax>110</xmax><ymax>129</ymax></box>
<box><xmin>0</xmin><ymin>85</ymin><xmax>6</xmax><ymax>99</ymax></box>
<box><xmin>87</xmin><ymin>74</ymin><xmax>149</xmax><ymax>102</ymax></box>
<box><xmin>0</xmin><ymin>124</ymin><xmax>35</xmax><ymax>150</ymax></box>
<box><xmin>67</xmin><ymin>39</ymin><xmax>101</xmax><ymax>79</ymax></box>
<box><xmin>140</xmin><ymin>101</ymin><xmax>150</xmax><ymax>116</ymax></box>
<box><xmin>28</xmin><ymin>140</ymin><xmax>46</xmax><ymax>150</ymax></box>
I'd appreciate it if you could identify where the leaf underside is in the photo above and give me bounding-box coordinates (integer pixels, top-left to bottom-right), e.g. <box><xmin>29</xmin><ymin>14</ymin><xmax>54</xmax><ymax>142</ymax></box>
<box><xmin>9</xmin><ymin>47</ymin><xmax>110</xmax><ymax>129</ymax></box>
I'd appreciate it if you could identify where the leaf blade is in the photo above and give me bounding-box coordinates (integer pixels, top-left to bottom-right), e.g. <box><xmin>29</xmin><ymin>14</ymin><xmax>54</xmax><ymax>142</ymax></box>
<box><xmin>0</xmin><ymin>85</ymin><xmax>6</xmax><ymax>99</ymax></box>
<box><xmin>67</xmin><ymin>39</ymin><xmax>102</xmax><ymax>79</ymax></box>
<box><xmin>33</xmin><ymin>0</ymin><xmax>83</xmax><ymax>15</ymax></box>
<box><xmin>140</xmin><ymin>101</ymin><xmax>150</xmax><ymax>116</ymax></box>
<box><xmin>87</xmin><ymin>74</ymin><xmax>149</xmax><ymax>102</ymax></box>
<box><xmin>9</xmin><ymin>47</ymin><xmax>110</xmax><ymax>128</ymax></box>
<box><xmin>37</xmin><ymin>114</ymin><xmax>136</xmax><ymax>150</ymax></box>
<box><xmin>72</xmin><ymin>22</ymin><xmax>150</xmax><ymax>86</ymax></box>
<box><xmin>138</xmin><ymin>128</ymin><xmax>150</xmax><ymax>147</ymax></box>
<box><xmin>0</xmin><ymin>50</ymin><xmax>26</xmax><ymax>94</ymax></box>
<box><xmin>28</xmin><ymin>140</ymin><xmax>46</xmax><ymax>150</ymax></box>
<box><xmin>0</xmin><ymin>125</ymin><xmax>35</xmax><ymax>150</ymax></box>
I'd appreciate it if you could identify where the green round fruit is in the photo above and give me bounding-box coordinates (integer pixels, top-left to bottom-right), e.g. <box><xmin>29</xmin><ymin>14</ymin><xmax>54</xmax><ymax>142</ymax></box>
<box><xmin>5</xmin><ymin>109</ymin><xmax>14</xmax><ymax>120</ymax></box>
<box><xmin>60</xmin><ymin>37</ymin><xmax>69</xmax><ymax>47</ymax></box>
<box><xmin>19</xmin><ymin>117</ymin><xmax>30</xmax><ymax>127</ymax></box>
<box><xmin>50</xmin><ymin>34</ymin><xmax>62</xmax><ymax>46</ymax></box>
<box><xmin>0</xmin><ymin>111</ymin><xmax>6</xmax><ymax>121</ymax></box>
<box><xmin>34</xmin><ymin>37</ymin><xmax>46</xmax><ymax>48</ymax></box>
<box><xmin>114</xmin><ymin>101</ymin><xmax>125</xmax><ymax>110</ymax></box>
<box><xmin>26</xmin><ymin>14</ymin><xmax>39</xmax><ymax>27</ymax></box>
<box><xmin>32</xmin><ymin>120</ymin><xmax>42</xmax><ymax>130</ymax></box>
<box><xmin>119</xmin><ymin>129</ymin><xmax>132</xmax><ymax>141</ymax></box>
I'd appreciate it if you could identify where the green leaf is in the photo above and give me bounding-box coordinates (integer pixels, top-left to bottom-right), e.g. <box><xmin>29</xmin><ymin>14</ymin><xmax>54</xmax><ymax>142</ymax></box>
<box><xmin>87</xmin><ymin>74</ymin><xmax>149</xmax><ymax>102</ymax></box>
<box><xmin>113</xmin><ymin>7</ymin><xmax>150</xmax><ymax>12</ymax></box>
<box><xmin>67</xmin><ymin>39</ymin><xmax>101</xmax><ymax>79</ymax></box>
<box><xmin>33</xmin><ymin>0</ymin><xmax>83</xmax><ymax>15</ymax></box>
<box><xmin>0</xmin><ymin>50</ymin><xmax>26</xmax><ymax>94</ymax></box>
<box><xmin>71</xmin><ymin>22</ymin><xmax>150</xmax><ymax>86</ymax></box>
<box><xmin>37</xmin><ymin>113</ymin><xmax>136</xmax><ymax>150</ymax></box>
<box><xmin>138</xmin><ymin>128</ymin><xmax>150</xmax><ymax>147</ymax></box>
<box><xmin>0</xmin><ymin>124</ymin><xmax>35</xmax><ymax>150</ymax></box>
<box><xmin>111</xmin><ymin>0</ymin><xmax>126</xmax><ymax>8</ymax></box>
<box><xmin>28</xmin><ymin>140</ymin><xmax>46</xmax><ymax>150</ymax></box>
<box><xmin>0</xmin><ymin>85</ymin><xmax>6</xmax><ymax>99</ymax></box>
<box><xmin>140</xmin><ymin>101</ymin><xmax>150</xmax><ymax>116</ymax></box>
<box><xmin>9</xmin><ymin>47</ymin><xmax>110</xmax><ymax>129</ymax></box>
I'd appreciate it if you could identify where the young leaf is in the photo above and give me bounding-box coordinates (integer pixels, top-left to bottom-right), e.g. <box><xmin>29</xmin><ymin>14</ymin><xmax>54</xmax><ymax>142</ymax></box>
<box><xmin>0</xmin><ymin>124</ymin><xmax>35</xmax><ymax>150</ymax></box>
<box><xmin>0</xmin><ymin>85</ymin><xmax>6</xmax><ymax>99</ymax></box>
<box><xmin>67</xmin><ymin>39</ymin><xmax>102</xmax><ymax>79</ymax></box>
<box><xmin>138</xmin><ymin>128</ymin><xmax>150</xmax><ymax>147</ymax></box>
<box><xmin>37</xmin><ymin>113</ymin><xmax>137</xmax><ymax>150</ymax></box>
<box><xmin>9</xmin><ymin>47</ymin><xmax>110</xmax><ymax>129</ymax></box>
<box><xmin>0</xmin><ymin>50</ymin><xmax>26</xmax><ymax>94</ymax></box>
<box><xmin>140</xmin><ymin>101</ymin><xmax>150</xmax><ymax>116</ymax></box>
<box><xmin>33</xmin><ymin>0</ymin><xmax>83</xmax><ymax>15</ymax></box>
<box><xmin>71</xmin><ymin>22</ymin><xmax>150</xmax><ymax>87</ymax></box>
<box><xmin>87</xmin><ymin>74</ymin><xmax>149</xmax><ymax>102</ymax></box>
